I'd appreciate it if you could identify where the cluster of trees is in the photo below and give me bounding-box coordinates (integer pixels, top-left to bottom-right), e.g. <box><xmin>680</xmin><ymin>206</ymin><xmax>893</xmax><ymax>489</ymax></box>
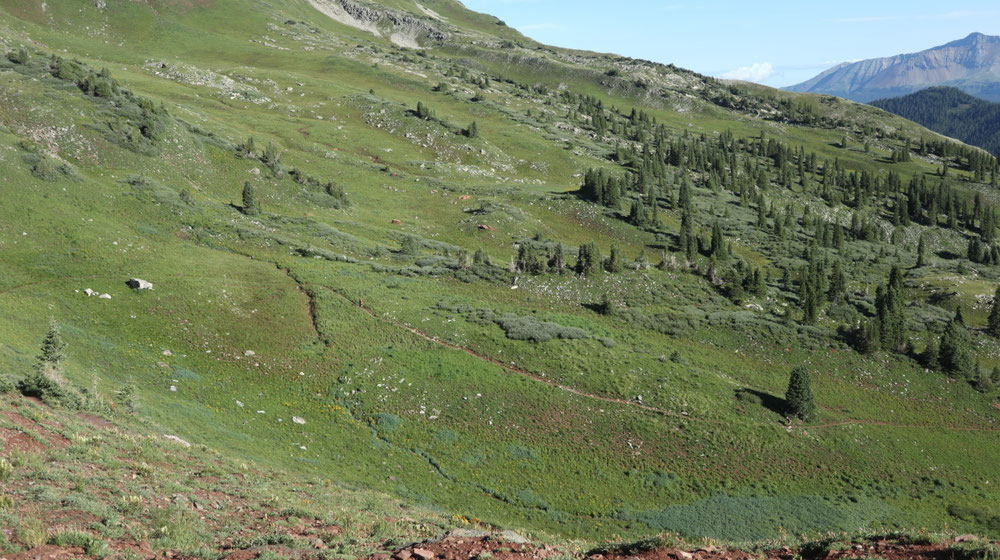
<box><xmin>872</xmin><ymin>87</ymin><xmax>1000</xmax><ymax>156</ymax></box>
<box><xmin>28</xmin><ymin>54</ymin><xmax>172</xmax><ymax>151</ymax></box>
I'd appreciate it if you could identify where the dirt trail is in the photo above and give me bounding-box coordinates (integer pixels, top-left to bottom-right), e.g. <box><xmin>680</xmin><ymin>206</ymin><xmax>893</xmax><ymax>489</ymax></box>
<box><xmin>317</xmin><ymin>285</ymin><xmax>1000</xmax><ymax>435</ymax></box>
<box><xmin>317</xmin><ymin>285</ymin><xmax>707</xmax><ymax>422</ymax></box>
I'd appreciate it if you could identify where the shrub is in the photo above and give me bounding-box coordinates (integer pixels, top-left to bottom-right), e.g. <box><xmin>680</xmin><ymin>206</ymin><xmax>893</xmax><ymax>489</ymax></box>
<box><xmin>50</xmin><ymin>531</ymin><xmax>108</xmax><ymax>558</ymax></box>
<box><xmin>0</xmin><ymin>458</ymin><xmax>12</xmax><ymax>481</ymax></box>
<box><xmin>0</xmin><ymin>494</ymin><xmax>13</xmax><ymax>510</ymax></box>
<box><xmin>7</xmin><ymin>47</ymin><xmax>29</xmax><ymax>64</ymax></box>
<box><xmin>16</xmin><ymin>518</ymin><xmax>47</xmax><ymax>549</ymax></box>
<box><xmin>17</xmin><ymin>372</ymin><xmax>82</xmax><ymax>409</ymax></box>
<box><xmin>494</xmin><ymin>314</ymin><xmax>589</xmax><ymax>342</ymax></box>
<box><xmin>0</xmin><ymin>374</ymin><xmax>16</xmax><ymax>394</ymax></box>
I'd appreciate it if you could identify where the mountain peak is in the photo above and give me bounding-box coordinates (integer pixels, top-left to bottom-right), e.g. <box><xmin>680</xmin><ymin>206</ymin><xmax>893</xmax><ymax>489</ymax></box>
<box><xmin>787</xmin><ymin>33</ymin><xmax>1000</xmax><ymax>102</ymax></box>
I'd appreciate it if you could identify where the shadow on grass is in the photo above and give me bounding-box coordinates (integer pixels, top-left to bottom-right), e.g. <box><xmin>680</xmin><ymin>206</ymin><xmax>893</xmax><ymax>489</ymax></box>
<box><xmin>735</xmin><ymin>387</ymin><xmax>786</xmax><ymax>416</ymax></box>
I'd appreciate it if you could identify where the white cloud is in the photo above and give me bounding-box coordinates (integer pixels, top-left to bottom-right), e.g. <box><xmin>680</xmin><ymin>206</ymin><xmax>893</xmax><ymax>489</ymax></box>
<box><xmin>720</xmin><ymin>62</ymin><xmax>774</xmax><ymax>83</ymax></box>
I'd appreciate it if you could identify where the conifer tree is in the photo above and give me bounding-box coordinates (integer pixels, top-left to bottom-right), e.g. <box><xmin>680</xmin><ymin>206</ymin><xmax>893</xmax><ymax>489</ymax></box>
<box><xmin>940</xmin><ymin>307</ymin><xmax>975</xmax><ymax>378</ymax></box>
<box><xmin>785</xmin><ymin>365</ymin><xmax>816</xmax><ymax>420</ymax></box>
<box><xmin>920</xmin><ymin>337</ymin><xmax>940</xmax><ymax>370</ymax></box>
<box><xmin>576</xmin><ymin>242</ymin><xmax>599</xmax><ymax>276</ymax></box>
<box><xmin>988</xmin><ymin>286</ymin><xmax>1000</xmax><ymax>338</ymax></box>
<box><xmin>464</xmin><ymin>121</ymin><xmax>478</xmax><ymax>138</ymax></box>
<box><xmin>605</xmin><ymin>244</ymin><xmax>624</xmax><ymax>273</ymax></box>
<box><xmin>916</xmin><ymin>234</ymin><xmax>927</xmax><ymax>267</ymax></box>
<box><xmin>242</xmin><ymin>181</ymin><xmax>260</xmax><ymax>216</ymax></box>
<box><xmin>37</xmin><ymin>319</ymin><xmax>67</xmax><ymax>373</ymax></box>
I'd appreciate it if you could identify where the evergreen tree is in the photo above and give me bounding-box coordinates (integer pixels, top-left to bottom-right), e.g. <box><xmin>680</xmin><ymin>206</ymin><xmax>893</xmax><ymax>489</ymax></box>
<box><xmin>710</xmin><ymin>221</ymin><xmax>728</xmax><ymax>259</ymax></box>
<box><xmin>988</xmin><ymin>286</ymin><xmax>1000</xmax><ymax>338</ymax></box>
<box><xmin>605</xmin><ymin>244</ymin><xmax>624</xmax><ymax>273</ymax></box>
<box><xmin>576</xmin><ymin>242</ymin><xmax>600</xmax><ymax>276</ymax></box>
<box><xmin>464</xmin><ymin>121</ymin><xmax>478</xmax><ymax>138</ymax></box>
<box><xmin>828</xmin><ymin>259</ymin><xmax>846</xmax><ymax>303</ymax></box>
<box><xmin>940</xmin><ymin>307</ymin><xmax>975</xmax><ymax>378</ymax></box>
<box><xmin>920</xmin><ymin>337</ymin><xmax>940</xmax><ymax>370</ymax></box>
<box><xmin>36</xmin><ymin>319</ymin><xmax>67</xmax><ymax>372</ymax></box>
<box><xmin>241</xmin><ymin>181</ymin><xmax>260</xmax><ymax>216</ymax></box>
<box><xmin>875</xmin><ymin>266</ymin><xmax>906</xmax><ymax>353</ymax></box>
<box><xmin>785</xmin><ymin>365</ymin><xmax>816</xmax><ymax>420</ymax></box>
<box><xmin>916</xmin><ymin>234</ymin><xmax>927</xmax><ymax>267</ymax></box>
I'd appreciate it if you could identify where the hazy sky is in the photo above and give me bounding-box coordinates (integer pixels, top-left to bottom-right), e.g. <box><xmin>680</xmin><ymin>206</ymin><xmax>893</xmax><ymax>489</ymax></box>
<box><xmin>460</xmin><ymin>0</ymin><xmax>1000</xmax><ymax>87</ymax></box>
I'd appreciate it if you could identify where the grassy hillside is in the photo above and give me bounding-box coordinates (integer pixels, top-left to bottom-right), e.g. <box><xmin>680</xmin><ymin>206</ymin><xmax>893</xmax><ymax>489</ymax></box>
<box><xmin>1</xmin><ymin>0</ymin><xmax>1000</xmax><ymax>549</ymax></box>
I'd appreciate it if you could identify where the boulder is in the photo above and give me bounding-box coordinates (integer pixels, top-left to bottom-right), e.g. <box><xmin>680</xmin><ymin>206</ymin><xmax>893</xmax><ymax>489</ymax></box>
<box><xmin>127</xmin><ymin>278</ymin><xmax>153</xmax><ymax>290</ymax></box>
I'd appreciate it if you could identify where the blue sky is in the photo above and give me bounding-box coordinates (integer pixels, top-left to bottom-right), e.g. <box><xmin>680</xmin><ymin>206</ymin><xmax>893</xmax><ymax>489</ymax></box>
<box><xmin>460</xmin><ymin>0</ymin><xmax>1000</xmax><ymax>87</ymax></box>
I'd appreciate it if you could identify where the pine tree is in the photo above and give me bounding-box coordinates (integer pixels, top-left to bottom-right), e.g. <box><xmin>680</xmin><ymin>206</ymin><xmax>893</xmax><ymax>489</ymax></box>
<box><xmin>988</xmin><ymin>286</ymin><xmax>1000</xmax><ymax>338</ymax></box>
<box><xmin>940</xmin><ymin>307</ymin><xmax>975</xmax><ymax>378</ymax></box>
<box><xmin>36</xmin><ymin>319</ymin><xmax>67</xmax><ymax>372</ymax></box>
<box><xmin>920</xmin><ymin>337</ymin><xmax>940</xmax><ymax>370</ymax></box>
<box><xmin>576</xmin><ymin>242</ymin><xmax>600</xmax><ymax>276</ymax></box>
<box><xmin>828</xmin><ymin>259</ymin><xmax>846</xmax><ymax>302</ymax></box>
<box><xmin>785</xmin><ymin>365</ymin><xmax>816</xmax><ymax>421</ymax></box>
<box><xmin>464</xmin><ymin>121</ymin><xmax>478</xmax><ymax>138</ymax></box>
<box><xmin>605</xmin><ymin>244</ymin><xmax>624</xmax><ymax>273</ymax></box>
<box><xmin>241</xmin><ymin>181</ymin><xmax>260</xmax><ymax>216</ymax></box>
<box><xmin>916</xmin><ymin>234</ymin><xmax>927</xmax><ymax>267</ymax></box>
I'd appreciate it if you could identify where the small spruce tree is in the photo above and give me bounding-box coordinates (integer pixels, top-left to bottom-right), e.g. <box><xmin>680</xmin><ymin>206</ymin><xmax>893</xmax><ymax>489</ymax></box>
<box><xmin>37</xmin><ymin>319</ymin><xmax>67</xmax><ymax>372</ymax></box>
<box><xmin>785</xmin><ymin>365</ymin><xmax>816</xmax><ymax>421</ymax></box>
<box><xmin>241</xmin><ymin>181</ymin><xmax>260</xmax><ymax>216</ymax></box>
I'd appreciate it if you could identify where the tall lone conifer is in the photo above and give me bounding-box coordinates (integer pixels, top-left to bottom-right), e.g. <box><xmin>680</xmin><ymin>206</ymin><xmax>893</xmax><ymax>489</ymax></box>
<box><xmin>785</xmin><ymin>365</ymin><xmax>816</xmax><ymax>420</ymax></box>
<box><xmin>242</xmin><ymin>181</ymin><xmax>260</xmax><ymax>216</ymax></box>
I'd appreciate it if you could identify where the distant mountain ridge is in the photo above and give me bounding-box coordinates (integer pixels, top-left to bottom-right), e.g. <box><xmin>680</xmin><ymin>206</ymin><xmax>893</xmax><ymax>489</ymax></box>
<box><xmin>871</xmin><ymin>86</ymin><xmax>1000</xmax><ymax>155</ymax></box>
<box><xmin>787</xmin><ymin>32</ymin><xmax>1000</xmax><ymax>102</ymax></box>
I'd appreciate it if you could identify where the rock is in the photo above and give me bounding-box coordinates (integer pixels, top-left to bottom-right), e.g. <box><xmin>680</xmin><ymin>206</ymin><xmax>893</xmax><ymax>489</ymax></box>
<box><xmin>497</xmin><ymin>530</ymin><xmax>529</xmax><ymax>544</ymax></box>
<box><xmin>244</xmin><ymin>350</ymin><xmax>255</xmax><ymax>357</ymax></box>
<box><xmin>249</xmin><ymin>167</ymin><xmax>261</xmax><ymax>175</ymax></box>
<box><xmin>84</xmin><ymin>288</ymin><xmax>96</xmax><ymax>296</ymax></box>
<box><xmin>292</xmin><ymin>416</ymin><xmax>306</xmax><ymax>424</ymax></box>
<box><xmin>448</xmin><ymin>528</ymin><xmax>488</xmax><ymax>538</ymax></box>
<box><xmin>164</xmin><ymin>435</ymin><xmax>191</xmax><ymax>447</ymax></box>
<box><xmin>99</xmin><ymin>293</ymin><xmax>112</xmax><ymax>299</ymax></box>
<box><xmin>411</xmin><ymin>549</ymin><xmax>434</xmax><ymax>560</ymax></box>
<box><xmin>396</xmin><ymin>551</ymin><xmax>412</xmax><ymax>560</ymax></box>
<box><xmin>127</xmin><ymin>278</ymin><xmax>153</xmax><ymax>290</ymax></box>
<box><xmin>955</xmin><ymin>534</ymin><xmax>978</xmax><ymax>543</ymax></box>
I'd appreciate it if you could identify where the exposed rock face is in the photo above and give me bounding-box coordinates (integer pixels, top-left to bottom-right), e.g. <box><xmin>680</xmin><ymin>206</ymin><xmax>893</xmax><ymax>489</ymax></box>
<box><xmin>306</xmin><ymin>0</ymin><xmax>446</xmax><ymax>48</ymax></box>
<box><xmin>787</xmin><ymin>33</ymin><xmax>1000</xmax><ymax>102</ymax></box>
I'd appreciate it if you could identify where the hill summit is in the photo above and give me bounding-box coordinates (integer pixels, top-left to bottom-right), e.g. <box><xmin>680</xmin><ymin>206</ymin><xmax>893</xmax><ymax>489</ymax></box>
<box><xmin>787</xmin><ymin>32</ymin><xmax>1000</xmax><ymax>102</ymax></box>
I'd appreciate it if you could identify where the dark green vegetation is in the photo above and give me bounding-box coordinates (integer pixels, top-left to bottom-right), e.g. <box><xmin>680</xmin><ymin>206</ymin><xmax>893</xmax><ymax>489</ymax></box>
<box><xmin>872</xmin><ymin>87</ymin><xmax>1000</xmax><ymax>155</ymax></box>
<box><xmin>2</xmin><ymin>0</ymin><xmax>1000</xmax><ymax>546</ymax></box>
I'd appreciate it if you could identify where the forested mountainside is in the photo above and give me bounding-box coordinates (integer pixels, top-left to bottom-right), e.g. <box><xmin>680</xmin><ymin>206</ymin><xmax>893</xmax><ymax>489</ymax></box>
<box><xmin>872</xmin><ymin>86</ymin><xmax>1000</xmax><ymax>155</ymax></box>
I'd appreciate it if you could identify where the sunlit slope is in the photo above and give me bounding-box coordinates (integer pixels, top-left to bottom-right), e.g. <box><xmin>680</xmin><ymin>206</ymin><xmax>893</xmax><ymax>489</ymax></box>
<box><xmin>0</xmin><ymin>0</ymin><xmax>999</xmax><ymax>543</ymax></box>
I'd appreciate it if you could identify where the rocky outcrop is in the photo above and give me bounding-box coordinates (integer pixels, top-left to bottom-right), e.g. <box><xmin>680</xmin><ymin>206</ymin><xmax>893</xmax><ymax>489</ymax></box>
<box><xmin>306</xmin><ymin>0</ymin><xmax>446</xmax><ymax>48</ymax></box>
<box><xmin>787</xmin><ymin>33</ymin><xmax>1000</xmax><ymax>102</ymax></box>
